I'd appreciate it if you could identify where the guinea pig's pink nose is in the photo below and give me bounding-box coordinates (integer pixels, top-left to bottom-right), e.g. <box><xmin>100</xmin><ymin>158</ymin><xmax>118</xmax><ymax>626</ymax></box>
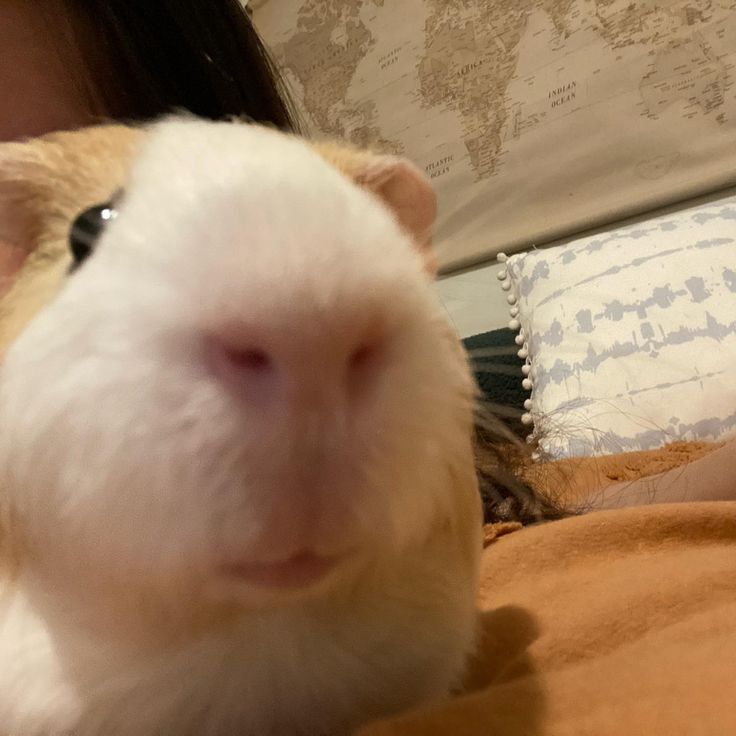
<box><xmin>205</xmin><ymin>329</ymin><xmax>387</xmax><ymax>411</ymax></box>
<box><xmin>221</xmin><ymin>346</ymin><xmax>274</xmax><ymax>374</ymax></box>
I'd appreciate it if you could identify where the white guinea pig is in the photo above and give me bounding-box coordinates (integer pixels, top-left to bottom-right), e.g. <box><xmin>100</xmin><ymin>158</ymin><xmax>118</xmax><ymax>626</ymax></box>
<box><xmin>0</xmin><ymin>118</ymin><xmax>482</xmax><ymax>736</ymax></box>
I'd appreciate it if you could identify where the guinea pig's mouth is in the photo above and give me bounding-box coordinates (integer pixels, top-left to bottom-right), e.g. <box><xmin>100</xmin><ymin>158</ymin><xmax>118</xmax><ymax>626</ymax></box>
<box><xmin>216</xmin><ymin>550</ymin><xmax>341</xmax><ymax>589</ymax></box>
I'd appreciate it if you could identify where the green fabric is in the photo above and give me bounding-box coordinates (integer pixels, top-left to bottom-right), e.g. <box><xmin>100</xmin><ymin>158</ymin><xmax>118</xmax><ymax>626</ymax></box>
<box><xmin>463</xmin><ymin>328</ymin><xmax>527</xmax><ymax>437</ymax></box>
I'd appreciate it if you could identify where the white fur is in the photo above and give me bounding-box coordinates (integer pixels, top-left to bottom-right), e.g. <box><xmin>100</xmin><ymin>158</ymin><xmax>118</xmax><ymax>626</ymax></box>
<box><xmin>0</xmin><ymin>119</ymin><xmax>481</xmax><ymax>735</ymax></box>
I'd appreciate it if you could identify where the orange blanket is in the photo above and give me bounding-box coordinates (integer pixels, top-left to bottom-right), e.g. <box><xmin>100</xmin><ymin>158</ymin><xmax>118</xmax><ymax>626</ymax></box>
<box><xmin>360</xmin><ymin>444</ymin><xmax>736</xmax><ymax>735</ymax></box>
<box><xmin>362</xmin><ymin>502</ymin><xmax>736</xmax><ymax>735</ymax></box>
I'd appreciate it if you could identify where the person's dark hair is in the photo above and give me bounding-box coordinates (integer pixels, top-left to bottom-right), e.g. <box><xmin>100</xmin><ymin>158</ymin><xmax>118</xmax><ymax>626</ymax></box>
<box><xmin>56</xmin><ymin>0</ymin><xmax>301</xmax><ymax>132</ymax></box>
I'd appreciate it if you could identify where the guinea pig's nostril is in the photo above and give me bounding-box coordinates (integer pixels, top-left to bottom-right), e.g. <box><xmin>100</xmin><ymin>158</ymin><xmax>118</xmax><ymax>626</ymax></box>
<box><xmin>348</xmin><ymin>338</ymin><xmax>388</xmax><ymax>379</ymax></box>
<box><xmin>206</xmin><ymin>336</ymin><xmax>278</xmax><ymax>392</ymax></box>
<box><xmin>223</xmin><ymin>347</ymin><xmax>273</xmax><ymax>372</ymax></box>
<box><xmin>349</xmin><ymin>344</ymin><xmax>376</xmax><ymax>370</ymax></box>
<box><xmin>346</xmin><ymin>338</ymin><xmax>388</xmax><ymax>399</ymax></box>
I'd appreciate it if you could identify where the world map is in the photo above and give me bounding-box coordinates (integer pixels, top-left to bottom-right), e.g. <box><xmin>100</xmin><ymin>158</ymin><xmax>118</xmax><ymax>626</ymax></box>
<box><xmin>252</xmin><ymin>0</ymin><xmax>736</xmax><ymax>270</ymax></box>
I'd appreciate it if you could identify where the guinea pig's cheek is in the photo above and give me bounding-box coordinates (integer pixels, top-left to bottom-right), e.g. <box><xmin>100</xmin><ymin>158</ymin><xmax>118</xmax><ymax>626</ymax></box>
<box><xmin>0</xmin><ymin>345</ymin><xmax>206</xmax><ymax>584</ymax></box>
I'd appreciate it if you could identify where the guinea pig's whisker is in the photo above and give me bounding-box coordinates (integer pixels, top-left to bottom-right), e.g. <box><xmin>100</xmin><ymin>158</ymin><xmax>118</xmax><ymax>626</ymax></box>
<box><xmin>469</xmin><ymin>363</ymin><xmax>526</xmax><ymax>377</ymax></box>
<box><xmin>464</xmin><ymin>346</ymin><xmax>522</xmax><ymax>359</ymax></box>
<box><xmin>473</xmin><ymin>408</ymin><xmax>525</xmax><ymax>444</ymax></box>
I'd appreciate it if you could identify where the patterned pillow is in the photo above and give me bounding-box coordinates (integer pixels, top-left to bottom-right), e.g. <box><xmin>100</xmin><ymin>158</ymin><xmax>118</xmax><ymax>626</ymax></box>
<box><xmin>501</xmin><ymin>194</ymin><xmax>736</xmax><ymax>458</ymax></box>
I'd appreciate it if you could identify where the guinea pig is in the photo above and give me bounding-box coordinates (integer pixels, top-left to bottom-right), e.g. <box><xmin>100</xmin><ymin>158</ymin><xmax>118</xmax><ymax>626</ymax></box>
<box><xmin>0</xmin><ymin>118</ymin><xmax>482</xmax><ymax>735</ymax></box>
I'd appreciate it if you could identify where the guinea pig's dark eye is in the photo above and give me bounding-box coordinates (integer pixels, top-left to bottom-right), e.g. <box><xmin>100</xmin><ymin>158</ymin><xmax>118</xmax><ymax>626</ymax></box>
<box><xmin>68</xmin><ymin>202</ymin><xmax>117</xmax><ymax>271</ymax></box>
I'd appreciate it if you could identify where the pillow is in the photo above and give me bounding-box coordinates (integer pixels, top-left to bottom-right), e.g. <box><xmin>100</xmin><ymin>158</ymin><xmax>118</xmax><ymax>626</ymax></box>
<box><xmin>501</xmin><ymin>193</ymin><xmax>736</xmax><ymax>458</ymax></box>
<box><xmin>253</xmin><ymin>2</ymin><xmax>736</xmax><ymax>272</ymax></box>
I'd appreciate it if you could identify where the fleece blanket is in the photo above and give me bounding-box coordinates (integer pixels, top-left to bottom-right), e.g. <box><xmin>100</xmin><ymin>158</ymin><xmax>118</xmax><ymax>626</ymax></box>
<box><xmin>360</xmin><ymin>444</ymin><xmax>736</xmax><ymax>735</ymax></box>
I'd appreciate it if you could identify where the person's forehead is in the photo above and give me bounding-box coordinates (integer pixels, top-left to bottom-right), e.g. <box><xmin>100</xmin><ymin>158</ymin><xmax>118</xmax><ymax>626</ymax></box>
<box><xmin>0</xmin><ymin>1</ymin><xmax>100</xmax><ymax>143</ymax></box>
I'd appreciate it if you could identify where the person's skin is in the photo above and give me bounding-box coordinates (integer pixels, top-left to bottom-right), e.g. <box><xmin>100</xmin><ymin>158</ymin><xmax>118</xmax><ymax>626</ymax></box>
<box><xmin>0</xmin><ymin>1</ymin><xmax>102</xmax><ymax>143</ymax></box>
<box><xmin>589</xmin><ymin>439</ymin><xmax>736</xmax><ymax>509</ymax></box>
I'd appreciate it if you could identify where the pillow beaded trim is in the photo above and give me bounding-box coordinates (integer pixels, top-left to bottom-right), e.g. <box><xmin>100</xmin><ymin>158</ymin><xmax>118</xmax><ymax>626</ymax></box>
<box><xmin>496</xmin><ymin>251</ymin><xmax>538</xmax><ymax>453</ymax></box>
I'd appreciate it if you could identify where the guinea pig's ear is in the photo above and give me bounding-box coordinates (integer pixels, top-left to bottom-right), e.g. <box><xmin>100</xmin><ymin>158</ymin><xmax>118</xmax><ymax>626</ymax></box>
<box><xmin>355</xmin><ymin>156</ymin><xmax>438</xmax><ymax>273</ymax></box>
<box><xmin>313</xmin><ymin>144</ymin><xmax>439</xmax><ymax>275</ymax></box>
